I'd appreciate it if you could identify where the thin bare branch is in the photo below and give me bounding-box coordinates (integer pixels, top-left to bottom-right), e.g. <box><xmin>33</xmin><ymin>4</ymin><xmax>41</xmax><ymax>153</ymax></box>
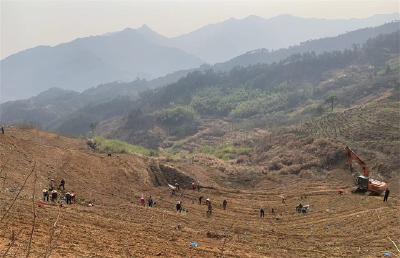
<box><xmin>25</xmin><ymin>168</ymin><xmax>38</xmax><ymax>258</ymax></box>
<box><xmin>1</xmin><ymin>158</ymin><xmax>10</xmax><ymax>191</ymax></box>
<box><xmin>217</xmin><ymin>223</ymin><xmax>235</xmax><ymax>258</ymax></box>
<box><xmin>2</xmin><ymin>229</ymin><xmax>23</xmax><ymax>258</ymax></box>
<box><xmin>1</xmin><ymin>161</ymin><xmax>36</xmax><ymax>223</ymax></box>
<box><xmin>44</xmin><ymin>206</ymin><xmax>62</xmax><ymax>258</ymax></box>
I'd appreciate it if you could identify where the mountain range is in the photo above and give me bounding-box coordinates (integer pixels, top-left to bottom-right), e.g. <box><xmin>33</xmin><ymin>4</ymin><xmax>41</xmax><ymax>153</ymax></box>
<box><xmin>1</xmin><ymin>13</ymin><xmax>399</xmax><ymax>101</ymax></box>
<box><xmin>170</xmin><ymin>13</ymin><xmax>399</xmax><ymax>63</ymax></box>
<box><xmin>215</xmin><ymin>21</ymin><xmax>400</xmax><ymax>71</ymax></box>
<box><xmin>0</xmin><ymin>26</ymin><xmax>203</xmax><ymax>101</ymax></box>
<box><xmin>1</xmin><ymin>23</ymin><xmax>399</xmax><ymax>139</ymax></box>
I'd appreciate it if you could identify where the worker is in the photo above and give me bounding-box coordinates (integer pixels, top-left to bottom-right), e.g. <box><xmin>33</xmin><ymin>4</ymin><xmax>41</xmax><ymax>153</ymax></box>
<box><xmin>140</xmin><ymin>195</ymin><xmax>145</xmax><ymax>206</ymax></box>
<box><xmin>271</xmin><ymin>208</ymin><xmax>275</xmax><ymax>214</ymax></box>
<box><xmin>148</xmin><ymin>196</ymin><xmax>154</xmax><ymax>207</ymax></box>
<box><xmin>175</xmin><ymin>182</ymin><xmax>180</xmax><ymax>191</ymax></box>
<box><xmin>51</xmin><ymin>190</ymin><xmax>58</xmax><ymax>202</ymax></box>
<box><xmin>171</xmin><ymin>189</ymin><xmax>176</xmax><ymax>196</ymax></box>
<box><xmin>70</xmin><ymin>192</ymin><xmax>76</xmax><ymax>203</ymax></box>
<box><xmin>176</xmin><ymin>201</ymin><xmax>182</xmax><ymax>213</ymax></box>
<box><xmin>59</xmin><ymin>179</ymin><xmax>65</xmax><ymax>190</ymax></box>
<box><xmin>222</xmin><ymin>199</ymin><xmax>227</xmax><ymax>210</ymax></box>
<box><xmin>260</xmin><ymin>208</ymin><xmax>265</xmax><ymax>218</ymax></box>
<box><xmin>65</xmin><ymin>192</ymin><xmax>72</xmax><ymax>204</ymax></box>
<box><xmin>206</xmin><ymin>199</ymin><xmax>212</xmax><ymax>216</ymax></box>
<box><xmin>296</xmin><ymin>203</ymin><xmax>303</xmax><ymax>213</ymax></box>
<box><xmin>384</xmin><ymin>188</ymin><xmax>390</xmax><ymax>202</ymax></box>
<box><xmin>1</xmin><ymin>127</ymin><xmax>4</xmax><ymax>134</ymax></box>
<box><xmin>192</xmin><ymin>182</ymin><xmax>196</xmax><ymax>190</ymax></box>
<box><xmin>199</xmin><ymin>196</ymin><xmax>203</xmax><ymax>205</ymax></box>
<box><xmin>49</xmin><ymin>179</ymin><xmax>55</xmax><ymax>191</ymax></box>
<box><xmin>42</xmin><ymin>189</ymin><xmax>49</xmax><ymax>201</ymax></box>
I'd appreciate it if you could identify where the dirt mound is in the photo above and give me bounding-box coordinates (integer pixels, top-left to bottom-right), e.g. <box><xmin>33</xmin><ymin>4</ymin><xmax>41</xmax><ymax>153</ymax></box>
<box><xmin>148</xmin><ymin>161</ymin><xmax>195</xmax><ymax>187</ymax></box>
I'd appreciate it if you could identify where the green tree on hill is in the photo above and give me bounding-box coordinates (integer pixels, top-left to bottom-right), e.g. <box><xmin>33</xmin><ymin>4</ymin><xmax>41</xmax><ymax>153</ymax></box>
<box><xmin>326</xmin><ymin>95</ymin><xmax>338</xmax><ymax>112</ymax></box>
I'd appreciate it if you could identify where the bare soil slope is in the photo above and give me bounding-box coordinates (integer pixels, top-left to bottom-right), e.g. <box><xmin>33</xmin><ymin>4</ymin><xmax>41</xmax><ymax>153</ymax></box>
<box><xmin>0</xmin><ymin>128</ymin><xmax>399</xmax><ymax>257</ymax></box>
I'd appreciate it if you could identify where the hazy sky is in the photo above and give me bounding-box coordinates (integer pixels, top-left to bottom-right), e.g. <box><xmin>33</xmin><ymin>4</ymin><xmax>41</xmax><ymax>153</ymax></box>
<box><xmin>1</xmin><ymin>0</ymin><xmax>399</xmax><ymax>59</ymax></box>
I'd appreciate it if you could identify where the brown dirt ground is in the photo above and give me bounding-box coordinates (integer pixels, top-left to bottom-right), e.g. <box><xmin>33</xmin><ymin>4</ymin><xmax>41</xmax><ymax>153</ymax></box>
<box><xmin>0</xmin><ymin>128</ymin><xmax>399</xmax><ymax>257</ymax></box>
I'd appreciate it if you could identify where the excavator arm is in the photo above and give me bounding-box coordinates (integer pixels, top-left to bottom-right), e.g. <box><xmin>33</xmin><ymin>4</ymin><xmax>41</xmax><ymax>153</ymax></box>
<box><xmin>345</xmin><ymin>146</ymin><xmax>370</xmax><ymax>177</ymax></box>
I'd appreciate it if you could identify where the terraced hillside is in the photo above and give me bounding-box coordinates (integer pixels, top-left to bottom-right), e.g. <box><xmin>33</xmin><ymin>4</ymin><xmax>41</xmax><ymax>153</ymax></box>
<box><xmin>293</xmin><ymin>90</ymin><xmax>400</xmax><ymax>178</ymax></box>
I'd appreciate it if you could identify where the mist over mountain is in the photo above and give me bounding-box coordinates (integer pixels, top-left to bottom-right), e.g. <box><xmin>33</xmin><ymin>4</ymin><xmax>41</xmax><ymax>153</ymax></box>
<box><xmin>0</xmin><ymin>65</ymin><xmax>208</xmax><ymax>135</ymax></box>
<box><xmin>215</xmin><ymin>21</ymin><xmax>400</xmax><ymax>71</ymax></box>
<box><xmin>170</xmin><ymin>13</ymin><xmax>400</xmax><ymax>63</ymax></box>
<box><xmin>1</xmin><ymin>13</ymin><xmax>398</xmax><ymax>102</ymax></box>
<box><xmin>0</xmin><ymin>25</ymin><xmax>202</xmax><ymax>101</ymax></box>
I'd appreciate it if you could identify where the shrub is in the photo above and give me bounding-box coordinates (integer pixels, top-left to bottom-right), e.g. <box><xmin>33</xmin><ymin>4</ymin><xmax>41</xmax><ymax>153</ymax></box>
<box><xmin>201</xmin><ymin>144</ymin><xmax>252</xmax><ymax>160</ymax></box>
<box><xmin>155</xmin><ymin>106</ymin><xmax>198</xmax><ymax>127</ymax></box>
<box><xmin>94</xmin><ymin>136</ymin><xmax>156</xmax><ymax>156</ymax></box>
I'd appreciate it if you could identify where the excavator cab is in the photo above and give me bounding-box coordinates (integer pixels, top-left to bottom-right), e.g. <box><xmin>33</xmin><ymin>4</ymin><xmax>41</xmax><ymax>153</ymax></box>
<box><xmin>356</xmin><ymin>176</ymin><xmax>369</xmax><ymax>191</ymax></box>
<box><xmin>346</xmin><ymin>146</ymin><xmax>388</xmax><ymax>195</ymax></box>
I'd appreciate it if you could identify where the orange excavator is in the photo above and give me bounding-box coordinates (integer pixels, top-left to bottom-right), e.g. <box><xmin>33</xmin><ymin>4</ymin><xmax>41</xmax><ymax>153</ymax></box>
<box><xmin>345</xmin><ymin>146</ymin><xmax>387</xmax><ymax>195</ymax></box>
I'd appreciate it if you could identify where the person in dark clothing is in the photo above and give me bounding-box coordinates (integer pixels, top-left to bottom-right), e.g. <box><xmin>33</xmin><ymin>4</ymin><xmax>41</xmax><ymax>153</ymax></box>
<box><xmin>207</xmin><ymin>201</ymin><xmax>212</xmax><ymax>217</ymax></box>
<box><xmin>271</xmin><ymin>208</ymin><xmax>275</xmax><ymax>214</ymax></box>
<box><xmin>296</xmin><ymin>203</ymin><xmax>303</xmax><ymax>213</ymax></box>
<box><xmin>148</xmin><ymin>196</ymin><xmax>154</xmax><ymax>207</ymax></box>
<box><xmin>43</xmin><ymin>189</ymin><xmax>49</xmax><ymax>201</ymax></box>
<box><xmin>1</xmin><ymin>127</ymin><xmax>4</xmax><ymax>134</ymax></box>
<box><xmin>59</xmin><ymin>179</ymin><xmax>65</xmax><ymax>190</ymax></box>
<box><xmin>199</xmin><ymin>196</ymin><xmax>203</xmax><ymax>205</ymax></box>
<box><xmin>222</xmin><ymin>199</ymin><xmax>227</xmax><ymax>210</ymax></box>
<box><xmin>65</xmin><ymin>192</ymin><xmax>72</xmax><ymax>204</ymax></box>
<box><xmin>51</xmin><ymin>190</ymin><xmax>58</xmax><ymax>202</ymax></box>
<box><xmin>384</xmin><ymin>188</ymin><xmax>390</xmax><ymax>202</ymax></box>
<box><xmin>49</xmin><ymin>179</ymin><xmax>55</xmax><ymax>191</ymax></box>
<box><xmin>176</xmin><ymin>201</ymin><xmax>182</xmax><ymax>213</ymax></box>
<box><xmin>260</xmin><ymin>208</ymin><xmax>265</xmax><ymax>218</ymax></box>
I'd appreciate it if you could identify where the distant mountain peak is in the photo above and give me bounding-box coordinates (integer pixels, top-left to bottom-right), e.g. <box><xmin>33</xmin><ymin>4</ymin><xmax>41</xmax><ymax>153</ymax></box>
<box><xmin>139</xmin><ymin>24</ymin><xmax>151</xmax><ymax>30</ymax></box>
<box><xmin>242</xmin><ymin>15</ymin><xmax>264</xmax><ymax>21</ymax></box>
<box><xmin>118</xmin><ymin>25</ymin><xmax>157</xmax><ymax>35</ymax></box>
<box><xmin>135</xmin><ymin>24</ymin><xmax>167</xmax><ymax>40</ymax></box>
<box><xmin>137</xmin><ymin>24</ymin><xmax>154</xmax><ymax>33</ymax></box>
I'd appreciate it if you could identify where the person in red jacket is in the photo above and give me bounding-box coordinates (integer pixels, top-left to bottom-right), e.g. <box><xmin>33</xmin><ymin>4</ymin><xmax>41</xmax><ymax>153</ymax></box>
<box><xmin>140</xmin><ymin>195</ymin><xmax>145</xmax><ymax>206</ymax></box>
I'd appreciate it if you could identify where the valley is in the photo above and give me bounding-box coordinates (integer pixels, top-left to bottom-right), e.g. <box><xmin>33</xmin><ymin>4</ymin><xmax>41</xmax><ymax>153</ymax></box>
<box><xmin>1</xmin><ymin>8</ymin><xmax>399</xmax><ymax>257</ymax></box>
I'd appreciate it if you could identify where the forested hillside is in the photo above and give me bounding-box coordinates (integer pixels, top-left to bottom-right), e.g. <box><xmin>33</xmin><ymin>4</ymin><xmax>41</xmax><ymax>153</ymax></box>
<box><xmin>2</xmin><ymin>23</ymin><xmax>397</xmax><ymax>137</ymax></box>
<box><xmin>104</xmin><ymin>32</ymin><xmax>399</xmax><ymax>149</ymax></box>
